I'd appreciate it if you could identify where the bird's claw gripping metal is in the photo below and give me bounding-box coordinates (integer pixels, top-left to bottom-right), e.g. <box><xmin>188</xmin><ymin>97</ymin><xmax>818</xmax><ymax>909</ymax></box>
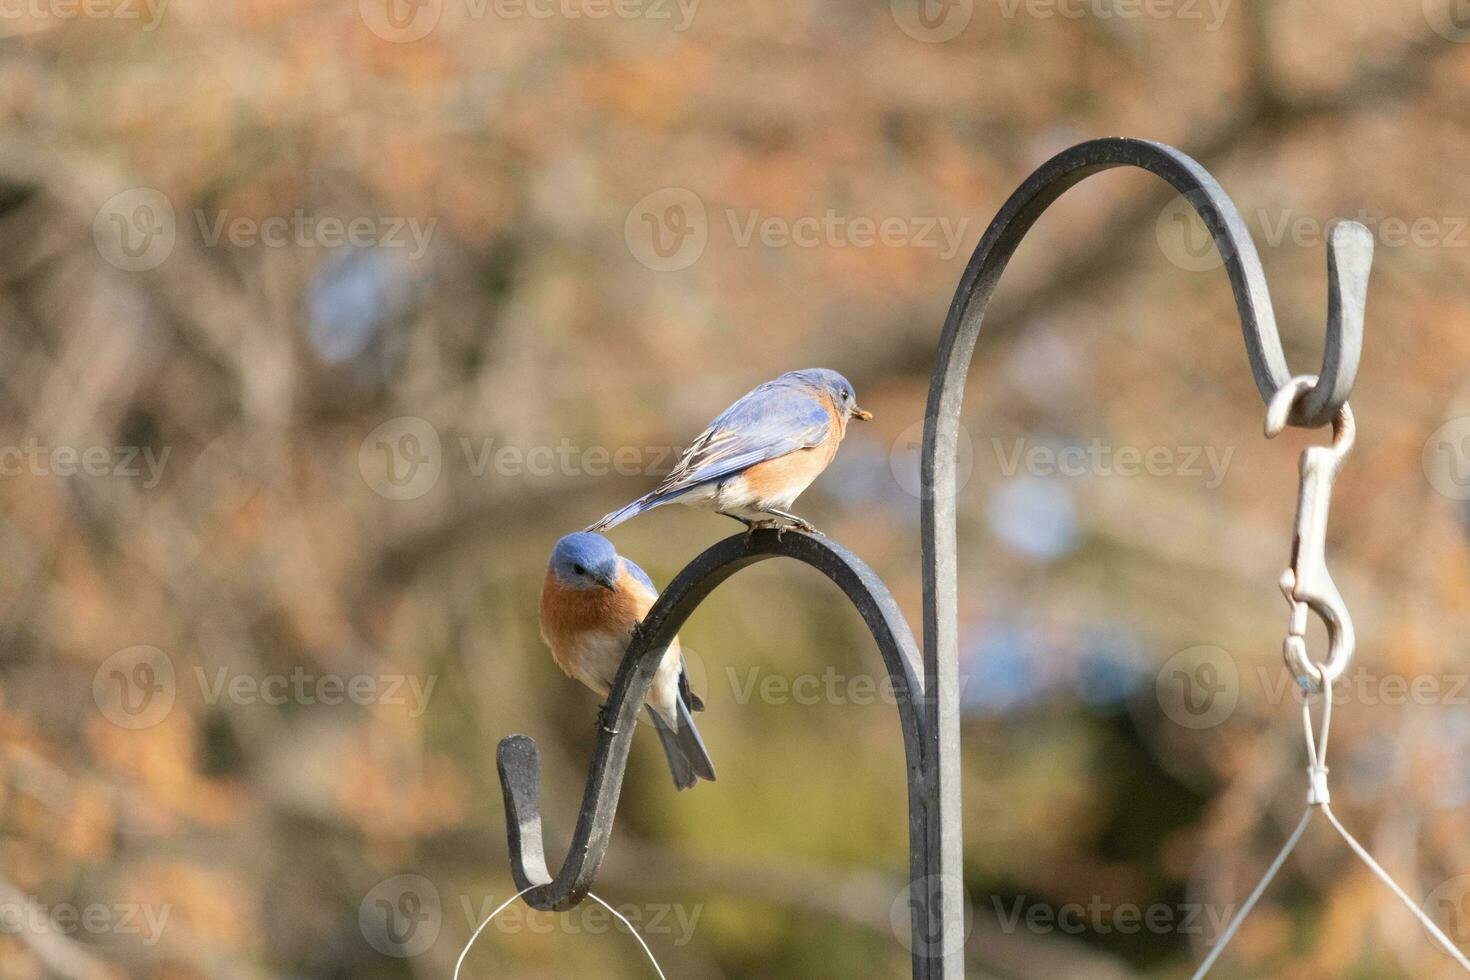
<box><xmin>1265</xmin><ymin>375</ymin><xmax>1357</xmax><ymax>692</ymax></box>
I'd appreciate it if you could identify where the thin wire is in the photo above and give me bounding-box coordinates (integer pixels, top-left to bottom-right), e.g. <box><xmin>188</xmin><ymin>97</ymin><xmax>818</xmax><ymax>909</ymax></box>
<box><xmin>1191</xmin><ymin>808</ymin><xmax>1313</xmax><ymax>980</ymax></box>
<box><xmin>453</xmin><ymin>888</ymin><xmax>670</xmax><ymax>980</ymax></box>
<box><xmin>454</xmin><ymin>886</ymin><xmax>534</xmax><ymax>980</ymax></box>
<box><xmin>1320</xmin><ymin>805</ymin><xmax>1470</xmax><ymax>972</ymax></box>
<box><xmin>1197</xmin><ymin>670</ymin><xmax>1470</xmax><ymax>976</ymax></box>
<box><xmin>588</xmin><ymin>891</ymin><xmax>669</xmax><ymax>980</ymax></box>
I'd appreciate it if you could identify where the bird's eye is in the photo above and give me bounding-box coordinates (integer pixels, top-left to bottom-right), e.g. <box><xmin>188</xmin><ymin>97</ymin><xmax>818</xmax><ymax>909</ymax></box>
<box><xmin>572</xmin><ymin>563</ymin><xmax>586</xmax><ymax>576</ymax></box>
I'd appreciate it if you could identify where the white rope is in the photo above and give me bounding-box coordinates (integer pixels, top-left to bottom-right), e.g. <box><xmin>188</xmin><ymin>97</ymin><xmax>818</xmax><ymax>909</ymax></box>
<box><xmin>1194</xmin><ymin>673</ymin><xmax>1470</xmax><ymax>976</ymax></box>
<box><xmin>1190</xmin><ymin>808</ymin><xmax>1312</xmax><ymax>980</ymax></box>
<box><xmin>454</xmin><ymin>886</ymin><xmax>533</xmax><ymax>980</ymax></box>
<box><xmin>453</xmin><ymin>888</ymin><xmax>669</xmax><ymax>980</ymax></box>
<box><xmin>1319</xmin><ymin>805</ymin><xmax>1470</xmax><ymax>972</ymax></box>
<box><xmin>588</xmin><ymin>891</ymin><xmax>670</xmax><ymax>980</ymax></box>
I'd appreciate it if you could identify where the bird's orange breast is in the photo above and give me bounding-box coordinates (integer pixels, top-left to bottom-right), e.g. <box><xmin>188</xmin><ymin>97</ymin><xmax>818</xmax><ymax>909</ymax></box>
<box><xmin>740</xmin><ymin>396</ymin><xmax>844</xmax><ymax>499</ymax></box>
<box><xmin>539</xmin><ymin>571</ymin><xmax>647</xmax><ymax>673</ymax></box>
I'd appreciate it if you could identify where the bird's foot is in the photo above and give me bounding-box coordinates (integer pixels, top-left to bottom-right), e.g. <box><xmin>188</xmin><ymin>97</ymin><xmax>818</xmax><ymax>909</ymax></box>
<box><xmin>763</xmin><ymin>508</ymin><xmax>821</xmax><ymax>536</ymax></box>
<box><xmin>594</xmin><ymin>703</ymin><xmax>620</xmax><ymax>735</ymax></box>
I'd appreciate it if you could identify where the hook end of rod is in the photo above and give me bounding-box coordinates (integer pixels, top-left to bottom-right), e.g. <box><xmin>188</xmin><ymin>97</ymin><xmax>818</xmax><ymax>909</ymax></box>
<box><xmin>496</xmin><ymin>734</ymin><xmax>555</xmax><ymax>900</ymax></box>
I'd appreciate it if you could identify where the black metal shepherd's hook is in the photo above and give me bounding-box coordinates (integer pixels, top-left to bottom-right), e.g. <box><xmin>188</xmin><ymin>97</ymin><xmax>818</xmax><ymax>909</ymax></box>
<box><xmin>496</xmin><ymin>137</ymin><xmax>1371</xmax><ymax>979</ymax></box>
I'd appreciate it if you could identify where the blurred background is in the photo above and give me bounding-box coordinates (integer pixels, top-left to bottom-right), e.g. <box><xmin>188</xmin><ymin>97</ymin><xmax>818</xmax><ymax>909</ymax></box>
<box><xmin>1</xmin><ymin>0</ymin><xmax>1469</xmax><ymax>976</ymax></box>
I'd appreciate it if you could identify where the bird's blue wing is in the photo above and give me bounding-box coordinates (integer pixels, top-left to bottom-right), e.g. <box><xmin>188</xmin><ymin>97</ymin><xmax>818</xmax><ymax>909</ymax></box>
<box><xmin>652</xmin><ymin>383</ymin><xmax>831</xmax><ymax>496</ymax></box>
<box><xmin>621</xmin><ymin>557</ymin><xmax>657</xmax><ymax>594</ymax></box>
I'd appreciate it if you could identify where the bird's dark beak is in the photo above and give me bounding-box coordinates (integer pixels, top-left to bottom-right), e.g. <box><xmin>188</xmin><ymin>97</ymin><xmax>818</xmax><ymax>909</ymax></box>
<box><xmin>596</xmin><ymin>573</ymin><xmax>618</xmax><ymax>592</ymax></box>
<box><xmin>852</xmin><ymin>407</ymin><xmax>873</xmax><ymax>421</ymax></box>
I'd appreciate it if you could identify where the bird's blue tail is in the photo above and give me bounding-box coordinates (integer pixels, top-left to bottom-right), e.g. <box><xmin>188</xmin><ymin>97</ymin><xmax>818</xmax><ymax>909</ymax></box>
<box><xmin>586</xmin><ymin>487</ymin><xmax>689</xmax><ymax>533</ymax></box>
<box><xmin>646</xmin><ymin>701</ymin><xmax>716</xmax><ymax>791</ymax></box>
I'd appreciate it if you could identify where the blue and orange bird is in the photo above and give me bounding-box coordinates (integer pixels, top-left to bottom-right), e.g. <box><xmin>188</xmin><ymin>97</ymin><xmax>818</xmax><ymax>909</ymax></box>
<box><xmin>587</xmin><ymin>369</ymin><xmax>872</xmax><ymax>534</ymax></box>
<box><xmin>539</xmin><ymin>532</ymin><xmax>715</xmax><ymax>791</ymax></box>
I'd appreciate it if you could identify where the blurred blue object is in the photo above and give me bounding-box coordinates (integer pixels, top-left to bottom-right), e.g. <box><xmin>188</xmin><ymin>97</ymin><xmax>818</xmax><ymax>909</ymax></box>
<box><xmin>308</xmin><ymin>247</ymin><xmax>418</xmax><ymax>365</ymax></box>
<box><xmin>987</xmin><ymin>474</ymin><xmax>1079</xmax><ymax>561</ymax></box>
<box><xmin>961</xmin><ymin>621</ymin><xmax>1043</xmax><ymax>717</ymax></box>
<box><xmin>1073</xmin><ymin>625</ymin><xmax>1147</xmax><ymax>711</ymax></box>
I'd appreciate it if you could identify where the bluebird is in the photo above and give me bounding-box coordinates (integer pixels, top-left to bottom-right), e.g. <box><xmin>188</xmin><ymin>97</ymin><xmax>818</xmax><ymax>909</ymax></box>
<box><xmin>539</xmin><ymin>532</ymin><xmax>715</xmax><ymax>791</ymax></box>
<box><xmin>588</xmin><ymin>368</ymin><xmax>872</xmax><ymax>534</ymax></box>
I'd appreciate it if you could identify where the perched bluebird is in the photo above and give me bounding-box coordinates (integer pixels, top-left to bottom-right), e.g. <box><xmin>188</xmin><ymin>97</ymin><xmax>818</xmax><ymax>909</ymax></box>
<box><xmin>539</xmin><ymin>532</ymin><xmax>715</xmax><ymax>791</ymax></box>
<box><xmin>587</xmin><ymin>368</ymin><xmax>872</xmax><ymax>534</ymax></box>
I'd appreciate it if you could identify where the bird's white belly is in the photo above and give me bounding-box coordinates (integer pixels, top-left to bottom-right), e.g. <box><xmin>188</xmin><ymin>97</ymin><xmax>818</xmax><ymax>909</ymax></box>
<box><xmin>566</xmin><ymin>630</ymin><xmax>631</xmax><ymax>696</ymax></box>
<box><xmin>674</xmin><ymin>474</ymin><xmax>798</xmax><ymax>520</ymax></box>
<box><xmin>566</xmin><ymin>629</ymin><xmax>682</xmax><ymax>726</ymax></box>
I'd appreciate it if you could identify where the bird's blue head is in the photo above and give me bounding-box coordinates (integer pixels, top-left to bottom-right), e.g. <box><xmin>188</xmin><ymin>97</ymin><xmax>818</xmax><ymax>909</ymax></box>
<box><xmin>786</xmin><ymin>368</ymin><xmax>872</xmax><ymax>421</ymax></box>
<box><xmin>549</xmin><ymin>531</ymin><xmax>620</xmax><ymax>591</ymax></box>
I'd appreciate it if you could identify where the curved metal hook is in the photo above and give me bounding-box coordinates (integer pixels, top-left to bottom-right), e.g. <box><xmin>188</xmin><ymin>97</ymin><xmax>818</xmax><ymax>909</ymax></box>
<box><xmin>918</xmin><ymin>138</ymin><xmax>1374</xmax><ymax>974</ymax></box>
<box><xmin>496</xmin><ymin>530</ymin><xmax>931</xmax><ymax>942</ymax></box>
